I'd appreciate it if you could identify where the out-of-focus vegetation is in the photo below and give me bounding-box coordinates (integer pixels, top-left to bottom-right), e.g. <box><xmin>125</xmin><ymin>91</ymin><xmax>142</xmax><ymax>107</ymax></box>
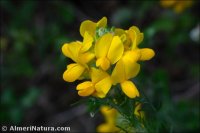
<box><xmin>1</xmin><ymin>0</ymin><xmax>199</xmax><ymax>132</ymax></box>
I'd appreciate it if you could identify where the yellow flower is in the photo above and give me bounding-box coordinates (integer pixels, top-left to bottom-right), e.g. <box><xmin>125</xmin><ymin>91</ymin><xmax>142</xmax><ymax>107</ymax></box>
<box><xmin>115</xmin><ymin>26</ymin><xmax>155</xmax><ymax>61</ymax></box>
<box><xmin>160</xmin><ymin>0</ymin><xmax>193</xmax><ymax>13</ymax></box>
<box><xmin>127</xmin><ymin>26</ymin><xmax>144</xmax><ymax>50</ymax></box>
<box><xmin>76</xmin><ymin>68</ymin><xmax>112</xmax><ymax>98</ymax></box>
<box><xmin>97</xmin><ymin>106</ymin><xmax>119</xmax><ymax>133</ymax></box>
<box><xmin>95</xmin><ymin>33</ymin><xmax>124</xmax><ymax>70</ymax></box>
<box><xmin>80</xmin><ymin>17</ymin><xmax>107</xmax><ymax>37</ymax></box>
<box><xmin>126</xmin><ymin>26</ymin><xmax>155</xmax><ymax>61</ymax></box>
<box><xmin>62</xmin><ymin>32</ymin><xmax>94</xmax><ymax>82</ymax></box>
<box><xmin>111</xmin><ymin>58</ymin><xmax>140</xmax><ymax>98</ymax></box>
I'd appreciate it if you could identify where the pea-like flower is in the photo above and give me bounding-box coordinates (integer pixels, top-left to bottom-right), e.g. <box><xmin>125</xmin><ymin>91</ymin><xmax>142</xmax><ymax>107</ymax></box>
<box><xmin>76</xmin><ymin>68</ymin><xmax>112</xmax><ymax>98</ymax></box>
<box><xmin>62</xmin><ymin>32</ymin><xmax>94</xmax><ymax>82</ymax></box>
<box><xmin>95</xmin><ymin>33</ymin><xmax>124</xmax><ymax>70</ymax></box>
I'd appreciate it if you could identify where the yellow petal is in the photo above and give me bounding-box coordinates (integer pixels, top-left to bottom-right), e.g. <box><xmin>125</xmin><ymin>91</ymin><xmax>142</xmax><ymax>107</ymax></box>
<box><xmin>107</xmin><ymin>36</ymin><xmax>124</xmax><ymax>64</ymax></box>
<box><xmin>80</xmin><ymin>20</ymin><xmax>96</xmax><ymax>37</ymax></box>
<box><xmin>76</xmin><ymin>81</ymin><xmax>93</xmax><ymax>90</ymax></box>
<box><xmin>127</xmin><ymin>28</ymin><xmax>137</xmax><ymax>49</ymax></box>
<box><xmin>97</xmin><ymin>123</ymin><xmax>114</xmax><ymax>133</ymax></box>
<box><xmin>96</xmin><ymin>57</ymin><xmax>110</xmax><ymax>71</ymax></box>
<box><xmin>81</xmin><ymin>32</ymin><xmax>93</xmax><ymax>52</ymax></box>
<box><xmin>93</xmin><ymin>91</ymin><xmax>106</xmax><ymax>98</ymax></box>
<box><xmin>120</xmin><ymin>34</ymin><xmax>127</xmax><ymax>43</ymax></box>
<box><xmin>128</xmin><ymin>26</ymin><xmax>144</xmax><ymax>49</ymax></box>
<box><xmin>139</xmin><ymin>48</ymin><xmax>155</xmax><ymax>61</ymax></box>
<box><xmin>114</xmin><ymin>28</ymin><xmax>125</xmax><ymax>36</ymax></box>
<box><xmin>129</xmin><ymin>26</ymin><xmax>140</xmax><ymax>35</ymax></box>
<box><xmin>63</xmin><ymin>63</ymin><xmax>85</xmax><ymax>82</ymax></box>
<box><xmin>79</xmin><ymin>52</ymin><xmax>95</xmax><ymax>65</ymax></box>
<box><xmin>62</xmin><ymin>43</ymin><xmax>71</xmax><ymax>58</ymax></box>
<box><xmin>100</xmin><ymin>106</ymin><xmax>117</xmax><ymax>117</ymax></box>
<box><xmin>111</xmin><ymin>59</ymin><xmax>125</xmax><ymax>84</ymax></box>
<box><xmin>122</xmin><ymin>50</ymin><xmax>141</xmax><ymax>64</ymax></box>
<box><xmin>124</xmin><ymin>62</ymin><xmax>140</xmax><ymax>80</ymax></box>
<box><xmin>91</xmin><ymin>68</ymin><xmax>108</xmax><ymax>83</ymax></box>
<box><xmin>120</xmin><ymin>81</ymin><xmax>140</xmax><ymax>98</ymax></box>
<box><xmin>66</xmin><ymin>41</ymin><xmax>82</xmax><ymax>62</ymax></box>
<box><xmin>97</xmin><ymin>17</ymin><xmax>107</xmax><ymax>27</ymax></box>
<box><xmin>138</xmin><ymin>33</ymin><xmax>144</xmax><ymax>44</ymax></box>
<box><xmin>95</xmin><ymin>76</ymin><xmax>112</xmax><ymax>97</ymax></box>
<box><xmin>95</xmin><ymin>33</ymin><xmax>113</xmax><ymax>58</ymax></box>
<box><xmin>76</xmin><ymin>81</ymin><xmax>95</xmax><ymax>96</ymax></box>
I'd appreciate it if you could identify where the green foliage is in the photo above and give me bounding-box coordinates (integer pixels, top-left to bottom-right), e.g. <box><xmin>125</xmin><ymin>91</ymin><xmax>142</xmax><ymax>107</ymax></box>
<box><xmin>0</xmin><ymin>88</ymin><xmax>41</xmax><ymax>124</ymax></box>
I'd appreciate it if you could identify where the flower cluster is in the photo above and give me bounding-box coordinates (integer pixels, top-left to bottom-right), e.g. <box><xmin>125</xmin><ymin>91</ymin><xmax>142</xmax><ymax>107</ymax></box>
<box><xmin>62</xmin><ymin>17</ymin><xmax>155</xmax><ymax>98</ymax></box>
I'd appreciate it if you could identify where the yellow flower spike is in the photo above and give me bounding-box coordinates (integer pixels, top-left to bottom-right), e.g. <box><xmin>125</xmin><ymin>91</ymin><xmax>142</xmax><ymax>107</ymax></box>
<box><xmin>62</xmin><ymin>17</ymin><xmax>155</xmax><ymax>100</ymax></box>
<box><xmin>76</xmin><ymin>81</ymin><xmax>95</xmax><ymax>96</ymax></box>
<box><xmin>80</xmin><ymin>17</ymin><xmax>107</xmax><ymax>37</ymax></box>
<box><xmin>121</xmin><ymin>81</ymin><xmax>140</xmax><ymax>98</ymax></box>
<box><xmin>95</xmin><ymin>33</ymin><xmax>124</xmax><ymax>70</ymax></box>
<box><xmin>139</xmin><ymin>48</ymin><xmax>155</xmax><ymax>61</ymax></box>
<box><xmin>63</xmin><ymin>63</ymin><xmax>85</xmax><ymax>82</ymax></box>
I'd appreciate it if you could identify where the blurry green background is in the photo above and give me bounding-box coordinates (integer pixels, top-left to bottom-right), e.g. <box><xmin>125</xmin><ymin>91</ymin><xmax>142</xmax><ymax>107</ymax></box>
<box><xmin>1</xmin><ymin>0</ymin><xmax>199</xmax><ymax>132</ymax></box>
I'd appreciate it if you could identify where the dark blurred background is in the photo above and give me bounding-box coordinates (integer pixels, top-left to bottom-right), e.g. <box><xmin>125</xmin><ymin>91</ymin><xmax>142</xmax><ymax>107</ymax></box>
<box><xmin>1</xmin><ymin>0</ymin><xmax>199</xmax><ymax>132</ymax></box>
